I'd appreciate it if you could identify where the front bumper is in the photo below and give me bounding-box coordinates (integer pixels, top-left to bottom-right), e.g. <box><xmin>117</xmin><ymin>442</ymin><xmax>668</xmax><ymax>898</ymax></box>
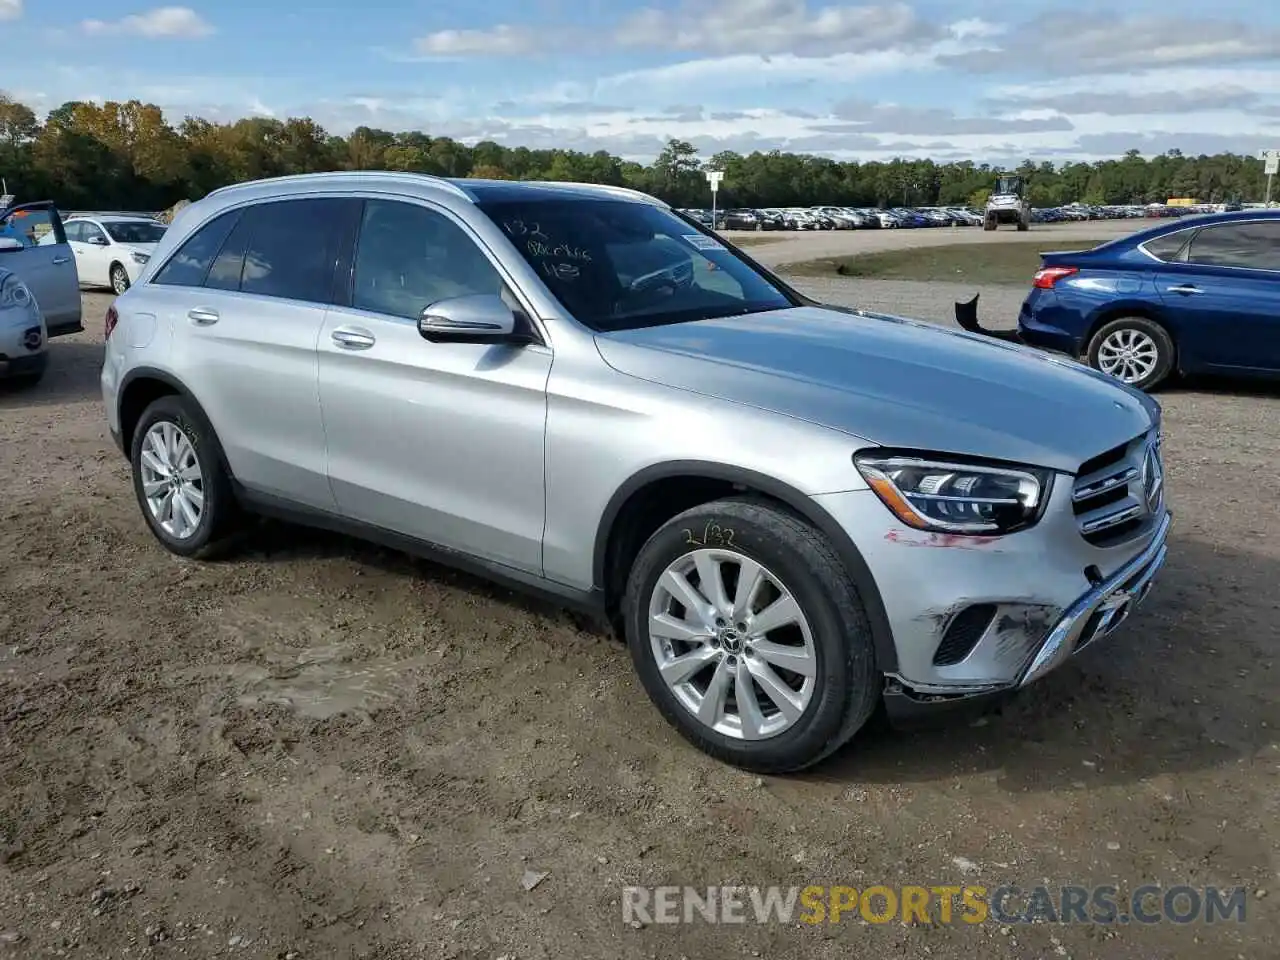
<box><xmin>1019</xmin><ymin>510</ymin><xmax>1169</xmax><ymax>687</ymax></box>
<box><xmin>813</xmin><ymin>481</ymin><xmax>1171</xmax><ymax>704</ymax></box>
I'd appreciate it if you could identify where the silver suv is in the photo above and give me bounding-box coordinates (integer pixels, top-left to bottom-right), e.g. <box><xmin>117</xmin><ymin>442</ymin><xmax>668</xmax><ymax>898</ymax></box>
<box><xmin>101</xmin><ymin>173</ymin><xmax>1171</xmax><ymax>772</ymax></box>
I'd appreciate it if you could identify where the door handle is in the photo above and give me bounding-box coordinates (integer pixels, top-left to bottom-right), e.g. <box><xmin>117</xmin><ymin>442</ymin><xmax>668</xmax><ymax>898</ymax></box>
<box><xmin>331</xmin><ymin>327</ymin><xmax>376</xmax><ymax>349</ymax></box>
<box><xmin>187</xmin><ymin>307</ymin><xmax>219</xmax><ymax>325</ymax></box>
<box><xmin>1166</xmin><ymin>284</ymin><xmax>1203</xmax><ymax>295</ymax></box>
<box><xmin>52</xmin><ymin>256</ymin><xmax>70</xmax><ymax>265</ymax></box>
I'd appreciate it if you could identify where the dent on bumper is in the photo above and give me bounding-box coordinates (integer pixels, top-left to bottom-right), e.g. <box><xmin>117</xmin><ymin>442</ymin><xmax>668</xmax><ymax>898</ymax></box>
<box><xmin>812</xmin><ymin>487</ymin><xmax>1171</xmax><ymax>701</ymax></box>
<box><xmin>1019</xmin><ymin>510</ymin><xmax>1170</xmax><ymax>687</ymax></box>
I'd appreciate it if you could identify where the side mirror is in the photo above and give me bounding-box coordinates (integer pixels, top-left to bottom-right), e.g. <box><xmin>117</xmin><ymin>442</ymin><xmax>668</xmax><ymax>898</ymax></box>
<box><xmin>418</xmin><ymin>294</ymin><xmax>526</xmax><ymax>344</ymax></box>
<box><xmin>0</xmin><ymin>237</ymin><xmax>22</xmax><ymax>252</ymax></box>
<box><xmin>88</xmin><ymin>235</ymin><xmax>109</xmax><ymax>246</ymax></box>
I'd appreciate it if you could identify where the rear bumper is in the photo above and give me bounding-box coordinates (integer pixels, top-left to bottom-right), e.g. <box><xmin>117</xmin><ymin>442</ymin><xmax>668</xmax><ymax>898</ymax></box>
<box><xmin>0</xmin><ymin>349</ymin><xmax>49</xmax><ymax>378</ymax></box>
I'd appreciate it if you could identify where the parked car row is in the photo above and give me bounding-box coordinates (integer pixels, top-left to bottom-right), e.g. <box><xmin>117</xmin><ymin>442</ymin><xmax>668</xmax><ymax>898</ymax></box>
<box><xmin>681</xmin><ymin>206</ymin><xmax>988</xmax><ymax>231</ymax></box>
<box><xmin>1033</xmin><ymin>203</ymin><xmax>1245</xmax><ymax>223</ymax></box>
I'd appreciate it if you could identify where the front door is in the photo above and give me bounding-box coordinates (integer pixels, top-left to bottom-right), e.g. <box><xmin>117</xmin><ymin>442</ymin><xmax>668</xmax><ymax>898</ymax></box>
<box><xmin>1157</xmin><ymin>219</ymin><xmax>1280</xmax><ymax>373</ymax></box>
<box><xmin>317</xmin><ymin>197</ymin><xmax>551</xmax><ymax>574</ymax></box>
<box><xmin>0</xmin><ymin>203</ymin><xmax>82</xmax><ymax>336</ymax></box>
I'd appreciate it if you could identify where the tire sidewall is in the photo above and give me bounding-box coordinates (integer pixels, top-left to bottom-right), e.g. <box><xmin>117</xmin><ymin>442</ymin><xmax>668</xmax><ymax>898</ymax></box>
<box><xmin>130</xmin><ymin>396</ymin><xmax>226</xmax><ymax>556</ymax></box>
<box><xmin>623</xmin><ymin>501</ymin><xmax>870</xmax><ymax>769</ymax></box>
<box><xmin>111</xmin><ymin>265</ymin><xmax>130</xmax><ymax>294</ymax></box>
<box><xmin>1087</xmin><ymin>317</ymin><xmax>1174</xmax><ymax>391</ymax></box>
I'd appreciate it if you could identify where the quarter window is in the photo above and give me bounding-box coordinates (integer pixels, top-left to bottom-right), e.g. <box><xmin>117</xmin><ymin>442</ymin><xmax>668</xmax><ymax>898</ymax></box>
<box><xmin>153</xmin><ymin>210</ymin><xmax>242</xmax><ymax>287</ymax></box>
<box><xmin>1185</xmin><ymin>222</ymin><xmax>1280</xmax><ymax>270</ymax></box>
<box><xmin>351</xmin><ymin>200</ymin><xmax>505</xmax><ymax>320</ymax></box>
<box><xmin>1140</xmin><ymin>230</ymin><xmax>1190</xmax><ymax>262</ymax></box>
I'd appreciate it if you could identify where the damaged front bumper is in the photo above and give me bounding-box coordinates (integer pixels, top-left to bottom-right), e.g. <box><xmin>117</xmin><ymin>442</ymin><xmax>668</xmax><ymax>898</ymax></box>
<box><xmin>954</xmin><ymin>293</ymin><xmax>1024</xmax><ymax>343</ymax></box>
<box><xmin>885</xmin><ymin>511</ymin><xmax>1171</xmax><ymax>724</ymax></box>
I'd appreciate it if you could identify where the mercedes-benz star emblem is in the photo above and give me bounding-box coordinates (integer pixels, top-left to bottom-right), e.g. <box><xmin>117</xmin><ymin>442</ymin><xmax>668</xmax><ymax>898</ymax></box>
<box><xmin>1141</xmin><ymin>442</ymin><xmax>1164</xmax><ymax>514</ymax></box>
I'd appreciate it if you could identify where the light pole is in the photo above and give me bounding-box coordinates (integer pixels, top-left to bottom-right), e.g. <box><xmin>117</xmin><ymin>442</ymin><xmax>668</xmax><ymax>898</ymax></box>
<box><xmin>706</xmin><ymin>169</ymin><xmax>724</xmax><ymax>229</ymax></box>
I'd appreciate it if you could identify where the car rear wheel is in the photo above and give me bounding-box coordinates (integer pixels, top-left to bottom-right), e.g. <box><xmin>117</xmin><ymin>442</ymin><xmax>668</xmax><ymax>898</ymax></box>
<box><xmin>1086</xmin><ymin>317</ymin><xmax>1175</xmax><ymax>390</ymax></box>
<box><xmin>110</xmin><ymin>263</ymin><xmax>131</xmax><ymax>295</ymax></box>
<box><xmin>131</xmin><ymin>395</ymin><xmax>241</xmax><ymax>558</ymax></box>
<box><xmin>623</xmin><ymin>498</ymin><xmax>879</xmax><ymax>773</ymax></box>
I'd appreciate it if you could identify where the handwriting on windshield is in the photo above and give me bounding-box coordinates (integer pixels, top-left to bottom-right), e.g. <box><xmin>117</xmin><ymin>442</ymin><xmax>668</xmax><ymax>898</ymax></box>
<box><xmin>528</xmin><ymin>239</ymin><xmax>591</xmax><ymax>262</ymax></box>
<box><xmin>503</xmin><ymin>219</ymin><xmax>549</xmax><ymax>241</ymax></box>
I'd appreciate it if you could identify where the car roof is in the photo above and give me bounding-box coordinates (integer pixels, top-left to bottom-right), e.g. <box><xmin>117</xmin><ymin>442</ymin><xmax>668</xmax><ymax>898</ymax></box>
<box><xmin>67</xmin><ymin>215</ymin><xmax>161</xmax><ymax>224</ymax></box>
<box><xmin>205</xmin><ymin>171</ymin><xmax>666</xmax><ymax>209</ymax></box>
<box><xmin>1125</xmin><ymin>207</ymin><xmax>1280</xmax><ymax>242</ymax></box>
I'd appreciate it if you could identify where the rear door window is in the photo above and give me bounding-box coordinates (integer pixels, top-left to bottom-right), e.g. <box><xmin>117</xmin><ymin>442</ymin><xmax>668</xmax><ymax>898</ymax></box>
<box><xmin>1185</xmin><ymin>222</ymin><xmax>1280</xmax><ymax>271</ymax></box>
<box><xmin>237</xmin><ymin>198</ymin><xmax>354</xmax><ymax>303</ymax></box>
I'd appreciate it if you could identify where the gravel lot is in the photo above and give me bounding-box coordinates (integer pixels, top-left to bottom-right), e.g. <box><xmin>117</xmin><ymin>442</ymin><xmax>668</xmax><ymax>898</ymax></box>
<box><xmin>2</xmin><ymin>223</ymin><xmax>1278</xmax><ymax>959</ymax></box>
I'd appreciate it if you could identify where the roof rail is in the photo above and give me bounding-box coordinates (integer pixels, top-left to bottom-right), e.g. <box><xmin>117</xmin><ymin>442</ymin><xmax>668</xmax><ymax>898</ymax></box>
<box><xmin>206</xmin><ymin>170</ymin><xmax>473</xmax><ymax>201</ymax></box>
<box><xmin>519</xmin><ymin>181</ymin><xmax>666</xmax><ymax>206</ymax></box>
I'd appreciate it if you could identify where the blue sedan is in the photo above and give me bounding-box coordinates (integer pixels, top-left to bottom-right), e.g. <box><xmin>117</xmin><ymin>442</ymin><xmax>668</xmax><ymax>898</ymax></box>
<box><xmin>1013</xmin><ymin>210</ymin><xmax>1280</xmax><ymax>390</ymax></box>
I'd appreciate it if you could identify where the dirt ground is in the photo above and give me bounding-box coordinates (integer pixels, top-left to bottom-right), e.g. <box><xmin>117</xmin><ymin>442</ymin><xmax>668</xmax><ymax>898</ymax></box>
<box><xmin>2</xmin><ymin>230</ymin><xmax>1279</xmax><ymax>958</ymax></box>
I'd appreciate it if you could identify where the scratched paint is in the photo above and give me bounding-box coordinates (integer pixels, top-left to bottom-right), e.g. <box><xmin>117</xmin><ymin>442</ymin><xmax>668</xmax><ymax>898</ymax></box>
<box><xmin>884</xmin><ymin>530</ymin><xmax>1003</xmax><ymax>550</ymax></box>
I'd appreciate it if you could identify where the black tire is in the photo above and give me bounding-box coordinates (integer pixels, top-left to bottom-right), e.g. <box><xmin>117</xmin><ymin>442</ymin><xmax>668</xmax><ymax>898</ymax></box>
<box><xmin>622</xmin><ymin>498</ymin><xmax>879</xmax><ymax>773</ymax></box>
<box><xmin>110</xmin><ymin>263</ymin><xmax>130</xmax><ymax>295</ymax></box>
<box><xmin>983</xmin><ymin>215</ymin><xmax>997</xmax><ymax>231</ymax></box>
<box><xmin>1085</xmin><ymin>316</ymin><xmax>1176</xmax><ymax>391</ymax></box>
<box><xmin>130</xmin><ymin>394</ymin><xmax>241</xmax><ymax>558</ymax></box>
<box><xmin>1016</xmin><ymin>218</ymin><xmax>1029</xmax><ymax>232</ymax></box>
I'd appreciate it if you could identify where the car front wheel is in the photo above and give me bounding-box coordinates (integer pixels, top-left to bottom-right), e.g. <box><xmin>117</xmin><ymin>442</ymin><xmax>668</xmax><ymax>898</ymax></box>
<box><xmin>623</xmin><ymin>498</ymin><xmax>879</xmax><ymax>773</ymax></box>
<box><xmin>110</xmin><ymin>263</ymin><xmax>131</xmax><ymax>295</ymax></box>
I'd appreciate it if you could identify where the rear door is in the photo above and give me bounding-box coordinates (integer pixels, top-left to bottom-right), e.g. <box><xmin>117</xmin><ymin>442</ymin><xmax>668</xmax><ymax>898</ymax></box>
<box><xmin>1156</xmin><ymin>220</ymin><xmax>1280</xmax><ymax>372</ymax></box>
<box><xmin>150</xmin><ymin>197</ymin><xmax>360</xmax><ymax>511</ymax></box>
<box><xmin>0</xmin><ymin>203</ymin><xmax>82</xmax><ymax>337</ymax></box>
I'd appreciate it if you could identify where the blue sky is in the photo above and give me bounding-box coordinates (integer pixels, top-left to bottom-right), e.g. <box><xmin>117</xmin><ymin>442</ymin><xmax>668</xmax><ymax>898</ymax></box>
<box><xmin>4</xmin><ymin>0</ymin><xmax>1280</xmax><ymax>163</ymax></box>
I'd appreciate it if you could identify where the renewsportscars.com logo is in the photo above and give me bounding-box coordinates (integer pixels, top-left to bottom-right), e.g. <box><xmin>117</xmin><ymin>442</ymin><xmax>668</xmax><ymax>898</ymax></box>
<box><xmin>621</xmin><ymin>884</ymin><xmax>1250</xmax><ymax>926</ymax></box>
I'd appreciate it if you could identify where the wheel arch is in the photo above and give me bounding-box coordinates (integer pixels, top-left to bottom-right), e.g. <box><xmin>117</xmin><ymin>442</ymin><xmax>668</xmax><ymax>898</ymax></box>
<box><xmin>1084</xmin><ymin>303</ymin><xmax>1179</xmax><ymax>367</ymax></box>
<box><xmin>593</xmin><ymin>460</ymin><xmax>898</xmax><ymax>674</ymax></box>
<box><xmin>118</xmin><ymin>367</ymin><xmax>211</xmax><ymax>457</ymax></box>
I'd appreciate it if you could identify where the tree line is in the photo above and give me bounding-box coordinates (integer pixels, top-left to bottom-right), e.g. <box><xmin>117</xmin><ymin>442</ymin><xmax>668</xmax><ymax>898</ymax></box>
<box><xmin>0</xmin><ymin>94</ymin><xmax>1271</xmax><ymax>213</ymax></box>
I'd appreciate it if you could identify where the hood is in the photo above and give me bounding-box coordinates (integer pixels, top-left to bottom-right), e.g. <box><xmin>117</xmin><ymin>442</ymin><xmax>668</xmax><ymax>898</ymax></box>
<box><xmin>594</xmin><ymin>306</ymin><xmax>1157</xmax><ymax>474</ymax></box>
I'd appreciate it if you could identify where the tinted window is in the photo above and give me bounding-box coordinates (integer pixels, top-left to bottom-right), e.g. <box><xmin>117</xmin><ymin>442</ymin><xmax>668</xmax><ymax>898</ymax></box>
<box><xmin>478</xmin><ymin>199</ymin><xmax>794</xmax><ymax>332</ymax></box>
<box><xmin>1186</xmin><ymin>221</ymin><xmax>1280</xmax><ymax>270</ymax></box>
<box><xmin>239</xmin><ymin>199</ymin><xmax>349</xmax><ymax>303</ymax></box>
<box><xmin>204</xmin><ymin>214</ymin><xmax>253</xmax><ymax>292</ymax></box>
<box><xmin>1140</xmin><ymin>230</ymin><xmax>1190</xmax><ymax>261</ymax></box>
<box><xmin>352</xmin><ymin>200</ymin><xmax>504</xmax><ymax>320</ymax></box>
<box><xmin>153</xmin><ymin>210</ymin><xmax>241</xmax><ymax>287</ymax></box>
<box><xmin>104</xmin><ymin>221</ymin><xmax>167</xmax><ymax>244</ymax></box>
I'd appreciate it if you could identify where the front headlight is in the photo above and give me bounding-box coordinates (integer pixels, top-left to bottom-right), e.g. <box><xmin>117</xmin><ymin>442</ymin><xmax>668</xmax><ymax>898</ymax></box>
<box><xmin>854</xmin><ymin>451</ymin><xmax>1051</xmax><ymax>535</ymax></box>
<box><xmin>0</xmin><ymin>273</ymin><xmax>33</xmax><ymax>310</ymax></box>
<box><xmin>130</xmin><ymin>251</ymin><xmax>150</xmax><ymax>265</ymax></box>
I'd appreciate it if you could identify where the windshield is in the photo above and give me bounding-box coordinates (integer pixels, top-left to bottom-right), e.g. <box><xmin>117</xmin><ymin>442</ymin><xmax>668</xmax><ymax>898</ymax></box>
<box><xmin>104</xmin><ymin>221</ymin><xmax>167</xmax><ymax>244</ymax></box>
<box><xmin>477</xmin><ymin>199</ymin><xmax>795</xmax><ymax>332</ymax></box>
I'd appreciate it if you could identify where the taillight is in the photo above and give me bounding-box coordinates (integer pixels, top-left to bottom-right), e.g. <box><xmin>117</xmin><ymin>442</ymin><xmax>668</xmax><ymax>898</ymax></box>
<box><xmin>1033</xmin><ymin>266</ymin><xmax>1078</xmax><ymax>289</ymax></box>
<box><xmin>104</xmin><ymin>305</ymin><xmax>119</xmax><ymax>340</ymax></box>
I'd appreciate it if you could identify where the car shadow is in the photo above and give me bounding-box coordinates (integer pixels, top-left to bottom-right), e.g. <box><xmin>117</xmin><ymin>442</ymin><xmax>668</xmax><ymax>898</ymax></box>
<box><xmin>0</xmin><ymin>337</ymin><xmax>103</xmax><ymax>408</ymax></box>
<box><xmin>810</xmin><ymin>532</ymin><xmax>1279</xmax><ymax>791</ymax></box>
<box><xmin>1162</xmin><ymin>374</ymin><xmax>1280</xmax><ymax>400</ymax></box>
<box><xmin>232</xmin><ymin>518</ymin><xmax>605</xmax><ymax>633</ymax></box>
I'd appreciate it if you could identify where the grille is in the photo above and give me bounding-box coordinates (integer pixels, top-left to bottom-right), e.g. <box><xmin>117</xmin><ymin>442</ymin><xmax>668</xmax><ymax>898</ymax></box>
<box><xmin>933</xmin><ymin>604</ymin><xmax>997</xmax><ymax>666</ymax></box>
<box><xmin>1072</xmin><ymin>431</ymin><xmax>1163</xmax><ymax>546</ymax></box>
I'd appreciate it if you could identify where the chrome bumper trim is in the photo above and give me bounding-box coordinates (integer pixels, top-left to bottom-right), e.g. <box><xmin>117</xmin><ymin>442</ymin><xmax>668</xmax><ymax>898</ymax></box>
<box><xmin>1019</xmin><ymin>511</ymin><xmax>1171</xmax><ymax>688</ymax></box>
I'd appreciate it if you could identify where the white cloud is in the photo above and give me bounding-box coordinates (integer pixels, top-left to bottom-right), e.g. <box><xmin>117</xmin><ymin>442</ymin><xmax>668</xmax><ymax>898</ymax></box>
<box><xmin>414</xmin><ymin>24</ymin><xmax>542</xmax><ymax>57</ymax></box>
<box><xmin>943</xmin><ymin>13</ymin><xmax>1280</xmax><ymax>75</ymax></box>
<box><xmin>82</xmin><ymin>7</ymin><xmax>214</xmax><ymax>40</ymax></box>
<box><xmin>412</xmin><ymin>0</ymin><xmax>943</xmax><ymax>60</ymax></box>
<box><xmin>0</xmin><ymin>0</ymin><xmax>21</xmax><ymax>22</ymax></box>
<box><xmin>615</xmin><ymin>0</ymin><xmax>941</xmax><ymax>56</ymax></box>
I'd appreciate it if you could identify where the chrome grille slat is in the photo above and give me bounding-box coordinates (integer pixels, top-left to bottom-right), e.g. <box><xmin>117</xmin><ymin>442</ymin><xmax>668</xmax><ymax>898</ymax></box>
<box><xmin>1072</xmin><ymin>430</ymin><xmax>1162</xmax><ymax>546</ymax></box>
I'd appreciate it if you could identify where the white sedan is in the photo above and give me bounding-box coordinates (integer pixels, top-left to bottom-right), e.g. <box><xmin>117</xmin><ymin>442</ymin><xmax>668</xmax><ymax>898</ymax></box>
<box><xmin>63</xmin><ymin>215</ymin><xmax>167</xmax><ymax>294</ymax></box>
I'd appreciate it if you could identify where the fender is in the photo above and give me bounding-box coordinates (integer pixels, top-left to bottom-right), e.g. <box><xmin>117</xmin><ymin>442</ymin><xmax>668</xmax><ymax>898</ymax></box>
<box><xmin>593</xmin><ymin>460</ymin><xmax>898</xmax><ymax>674</ymax></box>
<box><xmin>115</xmin><ymin>365</ymin><xmax>206</xmax><ymax>453</ymax></box>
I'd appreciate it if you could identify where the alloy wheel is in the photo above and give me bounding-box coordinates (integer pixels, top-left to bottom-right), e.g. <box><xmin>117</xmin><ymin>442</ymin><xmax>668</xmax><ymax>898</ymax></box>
<box><xmin>1097</xmin><ymin>328</ymin><xmax>1159</xmax><ymax>384</ymax></box>
<box><xmin>138</xmin><ymin>421</ymin><xmax>205</xmax><ymax>540</ymax></box>
<box><xmin>647</xmin><ymin>549</ymin><xmax>817</xmax><ymax>740</ymax></box>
